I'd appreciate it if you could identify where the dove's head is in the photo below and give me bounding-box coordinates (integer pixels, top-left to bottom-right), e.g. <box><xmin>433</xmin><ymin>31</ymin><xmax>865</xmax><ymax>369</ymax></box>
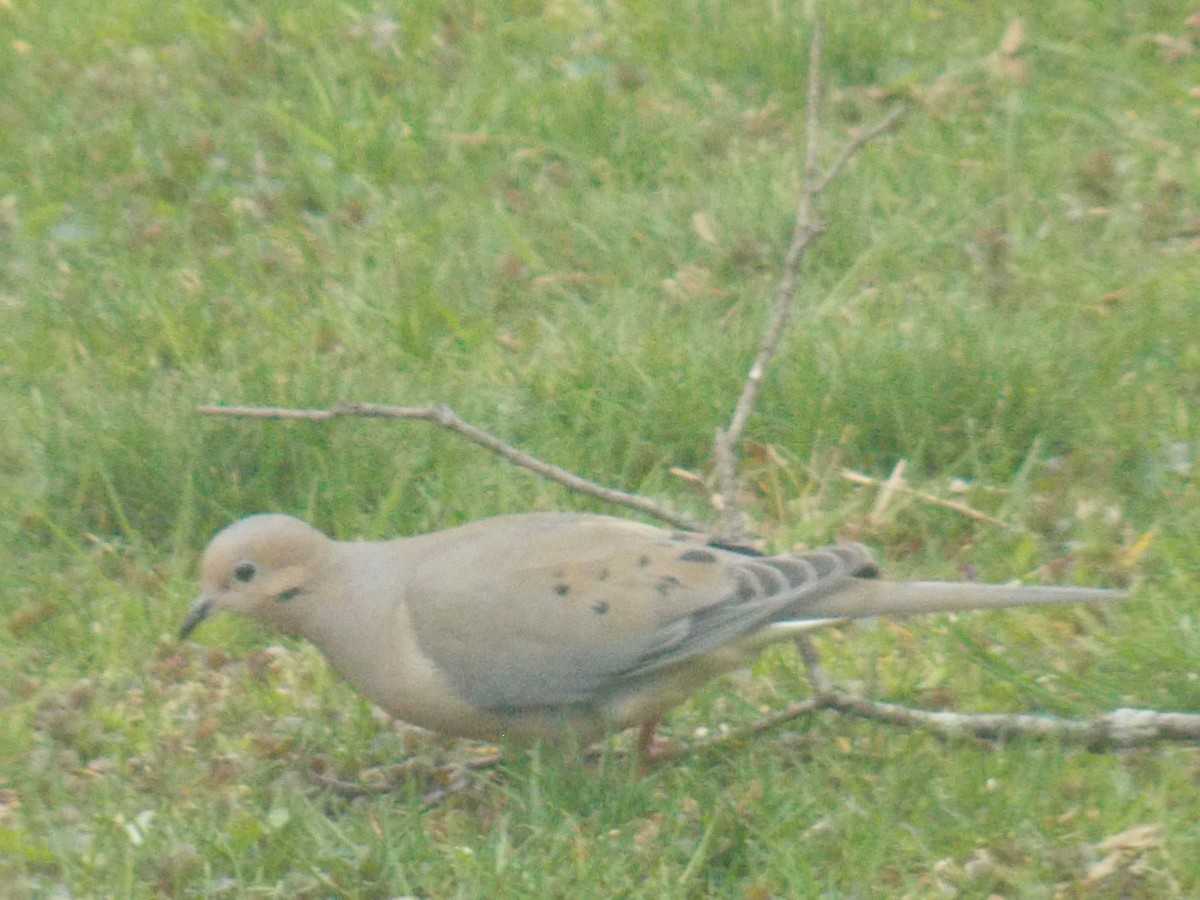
<box><xmin>181</xmin><ymin>514</ymin><xmax>333</xmax><ymax>639</ymax></box>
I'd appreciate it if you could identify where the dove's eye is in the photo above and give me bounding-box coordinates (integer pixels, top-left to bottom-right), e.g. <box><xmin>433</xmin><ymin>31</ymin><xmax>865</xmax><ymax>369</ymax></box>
<box><xmin>232</xmin><ymin>561</ymin><xmax>258</xmax><ymax>584</ymax></box>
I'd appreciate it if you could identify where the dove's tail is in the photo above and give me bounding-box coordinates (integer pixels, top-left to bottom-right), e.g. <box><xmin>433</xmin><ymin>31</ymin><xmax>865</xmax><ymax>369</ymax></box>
<box><xmin>795</xmin><ymin>579</ymin><xmax>1125</xmax><ymax>622</ymax></box>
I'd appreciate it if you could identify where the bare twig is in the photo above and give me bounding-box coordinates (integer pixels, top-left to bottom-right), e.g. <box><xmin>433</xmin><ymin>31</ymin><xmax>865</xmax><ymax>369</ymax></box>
<box><xmin>842</xmin><ymin>467</ymin><xmax>1015</xmax><ymax>528</ymax></box>
<box><xmin>714</xmin><ymin>24</ymin><xmax>826</xmax><ymax>543</ymax></box>
<box><xmin>868</xmin><ymin>459</ymin><xmax>908</xmax><ymax>525</ymax></box>
<box><xmin>657</xmin><ymin>693</ymin><xmax>1200</xmax><ymax>765</ymax></box>
<box><xmin>794</xmin><ymin>635</ymin><xmax>835</xmax><ymax>697</ymax></box>
<box><xmin>709</xmin><ymin>23</ymin><xmax>909</xmax><ymax>688</ymax></box>
<box><xmin>198</xmin><ymin>403</ymin><xmax>708</xmax><ymax>532</ymax></box>
<box><xmin>714</xmin><ymin>21</ymin><xmax>908</xmax><ymax>542</ymax></box>
<box><xmin>811</xmin><ymin>103</ymin><xmax>909</xmax><ymax>199</ymax></box>
<box><xmin>820</xmin><ymin>695</ymin><xmax>1200</xmax><ymax>747</ymax></box>
<box><xmin>646</xmin><ymin>697</ymin><xmax>826</xmax><ymax>764</ymax></box>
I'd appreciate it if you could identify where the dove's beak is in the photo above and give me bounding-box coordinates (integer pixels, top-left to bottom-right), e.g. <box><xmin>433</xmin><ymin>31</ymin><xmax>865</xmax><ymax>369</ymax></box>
<box><xmin>180</xmin><ymin>596</ymin><xmax>215</xmax><ymax>639</ymax></box>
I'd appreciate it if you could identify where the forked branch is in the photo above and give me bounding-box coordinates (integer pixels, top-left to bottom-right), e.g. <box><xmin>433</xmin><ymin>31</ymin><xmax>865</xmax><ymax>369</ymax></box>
<box><xmin>714</xmin><ymin>21</ymin><xmax>907</xmax><ymax>542</ymax></box>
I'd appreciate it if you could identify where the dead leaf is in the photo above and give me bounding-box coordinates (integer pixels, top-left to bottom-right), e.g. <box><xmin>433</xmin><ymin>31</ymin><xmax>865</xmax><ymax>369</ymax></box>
<box><xmin>6</xmin><ymin>602</ymin><xmax>56</xmax><ymax>637</ymax></box>
<box><xmin>0</xmin><ymin>789</ymin><xmax>19</xmax><ymax>824</ymax></box>
<box><xmin>633</xmin><ymin>814</ymin><xmax>663</xmax><ymax>850</ymax></box>
<box><xmin>691</xmin><ymin>211</ymin><xmax>719</xmax><ymax>246</ymax></box>
<box><xmin>989</xmin><ymin>19</ymin><xmax>1031</xmax><ymax>83</ymax></box>
<box><xmin>1085</xmin><ymin>853</ymin><xmax>1123</xmax><ymax>885</ymax></box>
<box><xmin>1097</xmin><ymin>823</ymin><xmax>1164</xmax><ymax>854</ymax></box>
<box><xmin>1000</xmin><ymin>18</ymin><xmax>1026</xmax><ymax>56</ymax></box>
<box><xmin>1153</xmin><ymin>34</ymin><xmax>1194</xmax><ymax>65</ymax></box>
<box><xmin>1099</xmin><ymin>289</ymin><xmax>1127</xmax><ymax>306</ymax></box>
<box><xmin>661</xmin><ymin>263</ymin><xmax>724</xmax><ymax>301</ymax></box>
<box><xmin>735</xmin><ymin>779</ymin><xmax>763</xmax><ymax>814</ymax></box>
<box><xmin>531</xmin><ymin>271</ymin><xmax>597</xmax><ymax>288</ymax></box>
<box><xmin>1085</xmin><ymin>823</ymin><xmax>1164</xmax><ymax>886</ymax></box>
<box><xmin>1119</xmin><ymin>528</ymin><xmax>1157</xmax><ymax>571</ymax></box>
<box><xmin>496</xmin><ymin>330</ymin><xmax>523</xmax><ymax>351</ymax></box>
<box><xmin>962</xmin><ymin>848</ymin><xmax>996</xmax><ymax>879</ymax></box>
<box><xmin>442</xmin><ymin>129</ymin><xmax>494</xmax><ymax>146</ymax></box>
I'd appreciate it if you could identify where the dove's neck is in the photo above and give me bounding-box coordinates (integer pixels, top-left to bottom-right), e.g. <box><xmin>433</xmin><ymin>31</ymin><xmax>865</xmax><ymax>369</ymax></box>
<box><xmin>294</xmin><ymin>541</ymin><xmax>403</xmax><ymax>687</ymax></box>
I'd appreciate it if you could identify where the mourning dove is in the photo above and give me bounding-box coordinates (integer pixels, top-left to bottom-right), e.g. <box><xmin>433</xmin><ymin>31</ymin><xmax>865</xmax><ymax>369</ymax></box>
<box><xmin>180</xmin><ymin>512</ymin><xmax>1123</xmax><ymax>748</ymax></box>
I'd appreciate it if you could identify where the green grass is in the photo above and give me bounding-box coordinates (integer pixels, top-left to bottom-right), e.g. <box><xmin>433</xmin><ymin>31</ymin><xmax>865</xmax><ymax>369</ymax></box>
<box><xmin>3</xmin><ymin>0</ymin><xmax>1199</xmax><ymax>895</ymax></box>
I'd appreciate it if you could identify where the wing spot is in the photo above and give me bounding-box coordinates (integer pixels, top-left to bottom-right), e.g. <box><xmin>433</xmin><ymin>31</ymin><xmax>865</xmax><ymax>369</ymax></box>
<box><xmin>592</xmin><ymin>600</ymin><xmax>610</xmax><ymax>615</ymax></box>
<box><xmin>597</xmin><ymin>567</ymin><xmax>610</xmax><ymax>581</ymax></box>
<box><xmin>637</xmin><ymin>555</ymin><xmax>651</xmax><ymax>567</ymax></box>
<box><xmin>554</xmin><ymin>583</ymin><xmax>570</xmax><ymax>597</ymax></box>
<box><xmin>679</xmin><ymin>549</ymin><xmax>717</xmax><ymax>563</ymax></box>
<box><xmin>657</xmin><ymin>574</ymin><xmax>682</xmax><ymax>597</ymax></box>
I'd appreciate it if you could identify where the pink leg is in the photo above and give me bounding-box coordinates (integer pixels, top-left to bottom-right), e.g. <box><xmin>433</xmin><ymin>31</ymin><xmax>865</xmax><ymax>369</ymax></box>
<box><xmin>637</xmin><ymin>717</ymin><xmax>669</xmax><ymax>767</ymax></box>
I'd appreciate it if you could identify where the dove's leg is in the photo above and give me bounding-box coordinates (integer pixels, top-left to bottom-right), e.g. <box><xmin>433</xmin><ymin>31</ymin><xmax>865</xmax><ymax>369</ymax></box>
<box><xmin>638</xmin><ymin>716</ymin><xmax>679</xmax><ymax>766</ymax></box>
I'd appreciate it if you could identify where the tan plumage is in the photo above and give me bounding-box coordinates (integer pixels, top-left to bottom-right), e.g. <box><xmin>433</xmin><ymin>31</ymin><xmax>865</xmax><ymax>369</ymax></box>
<box><xmin>181</xmin><ymin>512</ymin><xmax>1123</xmax><ymax>746</ymax></box>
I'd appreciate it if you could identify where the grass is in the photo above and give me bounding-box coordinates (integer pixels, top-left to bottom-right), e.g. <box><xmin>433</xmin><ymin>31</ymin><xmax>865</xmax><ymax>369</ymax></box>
<box><xmin>2</xmin><ymin>0</ymin><xmax>1199</xmax><ymax>895</ymax></box>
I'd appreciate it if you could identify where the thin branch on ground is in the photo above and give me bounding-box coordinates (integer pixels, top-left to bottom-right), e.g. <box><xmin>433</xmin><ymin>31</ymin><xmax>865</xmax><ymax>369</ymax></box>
<box><xmin>811</xmin><ymin>103</ymin><xmax>909</xmax><ymax>198</ymax></box>
<box><xmin>842</xmin><ymin>466</ymin><xmax>1015</xmax><ymax>528</ymax></box>
<box><xmin>198</xmin><ymin>403</ymin><xmax>707</xmax><ymax>533</ymax></box>
<box><xmin>820</xmin><ymin>694</ymin><xmax>1200</xmax><ymax>747</ymax></box>
<box><xmin>655</xmin><ymin>694</ymin><xmax>1200</xmax><ymax>765</ymax></box>
<box><xmin>867</xmin><ymin>459</ymin><xmax>909</xmax><ymax>525</ymax></box>
<box><xmin>794</xmin><ymin>634</ymin><xmax>835</xmax><ymax>697</ymax></box>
